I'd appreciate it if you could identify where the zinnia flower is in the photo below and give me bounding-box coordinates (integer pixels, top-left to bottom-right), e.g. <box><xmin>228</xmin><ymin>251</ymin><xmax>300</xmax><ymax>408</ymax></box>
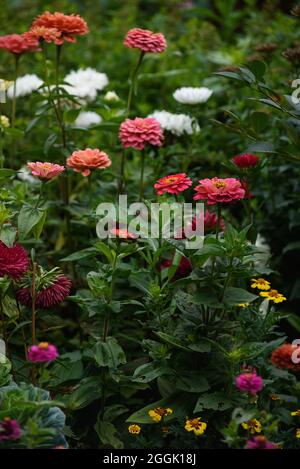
<box><xmin>235</xmin><ymin>372</ymin><xmax>263</xmax><ymax>395</ymax></box>
<box><xmin>154</xmin><ymin>173</ymin><xmax>192</xmax><ymax>196</ymax></box>
<box><xmin>124</xmin><ymin>28</ymin><xmax>167</xmax><ymax>53</ymax></box>
<box><xmin>7</xmin><ymin>74</ymin><xmax>43</xmax><ymax>99</ymax></box>
<box><xmin>148</xmin><ymin>407</ymin><xmax>173</xmax><ymax>422</ymax></box>
<box><xmin>0</xmin><ymin>417</ymin><xmax>22</xmax><ymax>441</ymax></box>
<box><xmin>128</xmin><ymin>424</ymin><xmax>141</xmax><ymax>435</ymax></box>
<box><xmin>119</xmin><ymin>117</ymin><xmax>164</xmax><ymax>150</ymax></box>
<box><xmin>242</xmin><ymin>419</ymin><xmax>262</xmax><ymax>434</ymax></box>
<box><xmin>74</xmin><ymin>111</ymin><xmax>102</xmax><ymax>128</ymax></box>
<box><xmin>109</xmin><ymin>228</ymin><xmax>138</xmax><ymax>240</ymax></box>
<box><xmin>25</xmin><ymin>26</ymin><xmax>62</xmax><ymax>45</ymax></box>
<box><xmin>185</xmin><ymin>417</ymin><xmax>207</xmax><ymax>436</ymax></box>
<box><xmin>271</xmin><ymin>343</ymin><xmax>300</xmax><ymax>371</ymax></box>
<box><xmin>193</xmin><ymin>177</ymin><xmax>245</xmax><ymax>205</ymax></box>
<box><xmin>0</xmin><ymin>115</ymin><xmax>9</xmax><ymax>128</ymax></box>
<box><xmin>67</xmin><ymin>148</ymin><xmax>111</xmax><ymax>176</ymax></box>
<box><xmin>160</xmin><ymin>256</ymin><xmax>192</xmax><ymax>280</ymax></box>
<box><xmin>148</xmin><ymin>110</ymin><xmax>200</xmax><ymax>136</ymax></box>
<box><xmin>31</xmin><ymin>11</ymin><xmax>89</xmax><ymax>44</ymax></box>
<box><xmin>192</xmin><ymin>209</ymin><xmax>225</xmax><ymax>233</ymax></box>
<box><xmin>260</xmin><ymin>289</ymin><xmax>286</xmax><ymax>303</ymax></box>
<box><xmin>16</xmin><ymin>268</ymin><xmax>71</xmax><ymax>309</ymax></box>
<box><xmin>173</xmin><ymin>86</ymin><xmax>213</xmax><ymax>104</ymax></box>
<box><xmin>251</xmin><ymin>278</ymin><xmax>270</xmax><ymax>290</ymax></box>
<box><xmin>291</xmin><ymin>409</ymin><xmax>300</xmax><ymax>417</ymax></box>
<box><xmin>232</xmin><ymin>153</ymin><xmax>260</xmax><ymax>169</ymax></box>
<box><xmin>0</xmin><ymin>33</ymin><xmax>39</xmax><ymax>55</ymax></box>
<box><xmin>246</xmin><ymin>436</ymin><xmax>278</xmax><ymax>449</ymax></box>
<box><xmin>0</xmin><ymin>242</ymin><xmax>29</xmax><ymax>280</ymax></box>
<box><xmin>64</xmin><ymin>68</ymin><xmax>108</xmax><ymax>102</ymax></box>
<box><xmin>28</xmin><ymin>342</ymin><xmax>58</xmax><ymax>363</ymax></box>
<box><xmin>27</xmin><ymin>162</ymin><xmax>65</xmax><ymax>180</ymax></box>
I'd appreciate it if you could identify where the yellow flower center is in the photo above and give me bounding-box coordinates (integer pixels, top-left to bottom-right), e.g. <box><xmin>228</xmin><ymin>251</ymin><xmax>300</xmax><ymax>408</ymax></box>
<box><xmin>39</xmin><ymin>342</ymin><xmax>49</xmax><ymax>349</ymax></box>
<box><xmin>213</xmin><ymin>180</ymin><xmax>226</xmax><ymax>188</ymax></box>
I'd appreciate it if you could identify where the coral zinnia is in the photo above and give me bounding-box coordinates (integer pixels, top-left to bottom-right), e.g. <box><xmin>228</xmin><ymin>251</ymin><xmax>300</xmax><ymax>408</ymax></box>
<box><xmin>16</xmin><ymin>268</ymin><xmax>71</xmax><ymax>309</ymax></box>
<box><xmin>67</xmin><ymin>148</ymin><xmax>111</xmax><ymax>176</ymax></box>
<box><xmin>235</xmin><ymin>372</ymin><xmax>263</xmax><ymax>395</ymax></box>
<box><xmin>119</xmin><ymin>117</ymin><xmax>164</xmax><ymax>150</ymax></box>
<box><xmin>25</xmin><ymin>26</ymin><xmax>62</xmax><ymax>45</ymax></box>
<box><xmin>0</xmin><ymin>242</ymin><xmax>29</xmax><ymax>280</ymax></box>
<box><xmin>193</xmin><ymin>177</ymin><xmax>245</xmax><ymax>205</ymax></box>
<box><xmin>0</xmin><ymin>33</ymin><xmax>39</xmax><ymax>55</ymax></box>
<box><xmin>0</xmin><ymin>417</ymin><xmax>22</xmax><ymax>441</ymax></box>
<box><xmin>154</xmin><ymin>173</ymin><xmax>192</xmax><ymax>196</ymax></box>
<box><xmin>124</xmin><ymin>28</ymin><xmax>167</xmax><ymax>53</ymax></box>
<box><xmin>28</xmin><ymin>342</ymin><xmax>58</xmax><ymax>363</ymax></box>
<box><xmin>27</xmin><ymin>162</ymin><xmax>65</xmax><ymax>180</ymax></box>
<box><xmin>31</xmin><ymin>11</ymin><xmax>89</xmax><ymax>44</ymax></box>
<box><xmin>232</xmin><ymin>153</ymin><xmax>260</xmax><ymax>169</ymax></box>
<box><xmin>271</xmin><ymin>343</ymin><xmax>300</xmax><ymax>371</ymax></box>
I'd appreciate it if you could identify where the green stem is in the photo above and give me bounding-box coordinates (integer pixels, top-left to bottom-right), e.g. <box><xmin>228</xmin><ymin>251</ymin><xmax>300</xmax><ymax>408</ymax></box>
<box><xmin>31</xmin><ymin>262</ymin><xmax>37</xmax><ymax>345</ymax></box>
<box><xmin>211</xmin><ymin>205</ymin><xmax>221</xmax><ymax>277</ymax></box>
<box><xmin>11</xmin><ymin>55</ymin><xmax>19</xmax><ymax>129</ymax></box>
<box><xmin>139</xmin><ymin>150</ymin><xmax>145</xmax><ymax>201</ymax></box>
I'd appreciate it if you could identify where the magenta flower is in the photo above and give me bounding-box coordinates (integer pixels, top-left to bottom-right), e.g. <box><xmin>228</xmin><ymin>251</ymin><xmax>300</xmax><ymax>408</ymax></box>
<box><xmin>0</xmin><ymin>417</ymin><xmax>22</xmax><ymax>441</ymax></box>
<box><xmin>246</xmin><ymin>436</ymin><xmax>278</xmax><ymax>450</ymax></box>
<box><xmin>28</xmin><ymin>342</ymin><xmax>58</xmax><ymax>363</ymax></box>
<box><xmin>235</xmin><ymin>372</ymin><xmax>263</xmax><ymax>395</ymax></box>
<box><xmin>124</xmin><ymin>28</ymin><xmax>167</xmax><ymax>53</ymax></box>
<box><xmin>193</xmin><ymin>177</ymin><xmax>245</xmax><ymax>205</ymax></box>
<box><xmin>0</xmin><ymin>241</ymin><xmax>29</xmax><ymax>281</ymax></box>
<box><xmin>17</xmin><ymin>273</ymin><xmax>71</xmax><ymax>309</ymax></box>
<box><xmin>119</xmin><ymin>117</ymin><xmax>164</xmax><ymax>150</ymax></box>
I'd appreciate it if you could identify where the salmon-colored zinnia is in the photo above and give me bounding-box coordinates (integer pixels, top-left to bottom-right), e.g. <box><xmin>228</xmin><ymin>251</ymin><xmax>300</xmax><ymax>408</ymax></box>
<box><xmin>27</xmin><ymin>162</ymin><xmax>65</xmax><ymax>180</ymax></box>
<box><xmin>193</xmin><ymin>177</ymin><xmax>245</xmax><ymax>205</ymax></box>
<box><xmin>119</xmin><ymin>117</ymin><xmax>164</xmax><ymax>150</ymax></box>
<box><xmin>154</xmin><ymin>173</ymin><xmax>192</xmax><ymax>195</ymax></box>
<box><xmin>271</xmin><ymin>344</ymin><xmax>300</xmax><ymax>371</ymax></box>
<box><xmin>124</xmin><ymin>28</ymin><xmax>167</xmax><ymax>53</ymax></box>
<box><xmin>31</xmin><ymin>11</ymin><xmax>89</xmax><ymax>45</ymax></box>
<box><xmin>0</xmin><ymin>33</ymin><xmax>39</xmax><ymax>55</ymax></box>
<box><xmin>67</xmin><ymin>148</ymin><xmax>111</xmax><ymax>176</ymax></box>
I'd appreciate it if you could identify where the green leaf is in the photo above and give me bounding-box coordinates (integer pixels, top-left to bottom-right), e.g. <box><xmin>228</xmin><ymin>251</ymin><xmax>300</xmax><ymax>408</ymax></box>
<box><xmin>0</xmin><ymin>224</ymin><xmax>17</xmax><ymax>247</ymax></box>
<box><xmin>94</xmin><ymin>337</ymin><xmax>126</xmax><ymax>369</ymax></box>
<box><xmin>132</xmin><ymin>361</ymin><xmax>168</xmax><ymax>383</ymax></box>
<box><xmin>223</xmin><ymin>287</ymin><xmax>258</xmax><ymax>305</ymax></box>
<box><xmin>44</xmin><ymin>133</ymin><xmax>57</xmax><ymax>155</ymax></box>
<box><xmin>95</xmin><ymin>420</ymin><xmax>123</xmax><ymax>449</ymax></box>
<box><xmin>247</xmin><ymin>60</ymin><xmax>266</xmax><ymax>81</ymax></box>
<box><xmin>94</xmin><ymin>241</ymin><xmax>115</xmax><ymax>263</ymax></box>
<box><xmin>0</xmin><ymin>168</ymin><xmax>15</xmax><ymax>179</ymax></box>
<box><xmin>246</xmin><ymin>141</ymin><xmax>276</xmax><ymax>153</ymax></box>
<box><xmin>32</xmin><ymin>209</ymin><xmax>47</xmax><ymax>240</ymax></box>
<box><xmin>155</xmin><ymin>332</ymin><xmax>193</xmax><ymax>352</ymax></box>
<box><xmin>250</xmin><ymin>111</ymin><xmax>269</xmax><ymax>133</ymax></box>
<box><xmin>18</xmin><ymin>205</ymin><xmax>45</xmax><ymax>239</ymax></box>
<box><xmin>63</xmin><ymin>377</ymin><xmax>101</xmax><ymax>410</ymax></box>
<box><xmin>194</xmin><ymin>392</ymin><xmax>232</xmax><ymax>412</ymax></box>
<box><xmin>60</xmin><ymin>247</ymin><xmax>97</xmax><ymax>262</ymax></box>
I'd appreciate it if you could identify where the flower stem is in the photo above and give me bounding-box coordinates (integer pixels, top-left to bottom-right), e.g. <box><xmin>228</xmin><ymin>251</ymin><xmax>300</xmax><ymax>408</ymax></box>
<box><xmin>31</xmin><ymin>262</ymin><xmax>37</xmax><ymax>345</ymax></box>
<box><xmin>11</xmin><ymin>55</ymin><xmax>19</xmax><ymax>129</ymax></box>
<box><xmin>139</xmin><ymin>149</ymin><xmax>145</xmax><ymax>201</ymax></box>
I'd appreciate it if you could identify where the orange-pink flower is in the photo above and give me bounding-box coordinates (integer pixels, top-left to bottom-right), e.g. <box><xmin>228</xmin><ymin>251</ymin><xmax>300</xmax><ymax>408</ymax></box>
<box><xmin>154</xmin><ymin>173</ymin><xmax>192</xmax><ymax>195</ymax></box>
<box><xmin>66</xmin><ymin>148</ymin><xmax>111</xmax><ymax>176</ymax></box>
<box><xmin>25</xmin><ymin>26</ymin><xmax>62</xmax><ymax>45</ymax></box>
<box><xmin>193</xmin><ymin>177</ymin><xmax>245</xmax><ymax>205</ymax></box>
<box><xmin>31</xmin><ymin>11</ymin><xmax>89</xmax><ymax>45</ymax></box>
<box><xmin>27</xmin><ymin>162</ymin><xmax>65</xmax><ymax>180</ymax></box>
<box><xmin>0</xmin><ymin>33</ymin><xmax>39</xmax><ymax>55</ymax></box>
<box><xmin>124</xmin><ymin>28</ymin><xmax>167</xmax><ymax>53</ymax></box>
<box><xmin>119</xmin><ymin>117</ymin><xmax>164</xmax><ymax>150</ymax></box>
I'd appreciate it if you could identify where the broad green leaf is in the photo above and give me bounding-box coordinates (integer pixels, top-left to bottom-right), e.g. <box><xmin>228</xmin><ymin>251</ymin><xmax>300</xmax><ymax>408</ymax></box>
<box><xmin>94</xmin><ymin>337</ymin><xmax>126</xmax><ymax>369</ymax></box>
<box><xmin>223</xmin><ymin>287</ymin><xmax>258</xmax><ymax>305</ymax></box>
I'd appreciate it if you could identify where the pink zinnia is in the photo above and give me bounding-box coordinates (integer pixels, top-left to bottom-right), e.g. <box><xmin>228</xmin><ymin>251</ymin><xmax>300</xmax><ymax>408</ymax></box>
<box><xmin>0</xmin><ymin>417</ymin><xmax>22</xmax><ymax>441</ymax></box>
<box><xmin>193</xmin><ymin>177</ymin><xmax>245</xmax><ymax>205</ymax></box>
<box><xmin>232</xmin><ymin>153</ymin><xmax>260</xmax><ymax>169</ymax></box>
<box><xmin>154</xmin><ymin>173</ymin><xmax>192</xmax><ymax>196</ymax></box>
<box><xmin>119</xmin><ymin>117</ymin><xmax>164</xmax><ymax>150</ymax></box>
<box><xmin>28</xmin><ymin>342</ymin><xmax>58</xmax><ymax>363</ymax></box>
<box><xmin>235</xmin><ymin>372</ymin><xmax>263</xmax><ymax>395</ymax></box>
<box><xmin>31</xmin><ymin>11</ymin><xmax>89</xmax><ymax>44</ymax></box>
<box><xmin>124</xmin><ymin>28</ymin><xmax>167</xmax><ymax>53</ymax></box>
<box><xmin>27</xmin><ymin>162</ymin><xmax>65</xmax><ymax>180</ymax></box>
<box><xmin>0</xmin><ymin>33</ymin><xmax>39</xmax><ymax>55</ymax></box>
<box><xmin>192</xmin><ymin>209</ymin><xmax>225</xmax><ymax>233</ymax></box>
<box><xmin>67</xmin><ymin>148</ymin><xmax>111</xmax><ymax>177</ymax></box>
<box><xmin>246</xmin><ymin>436</ymin><xmax>278</xmax><ymax>450</ymax></box>
<box><xmin>25</xmin><ymin>26</ymin><xmax>62</xmax><ymax>45</ymax></box>
<box><xmin>0</xmin><ymin>242</ymin><xmax>29</xmax><ymax>280</ymax></box>
<box><xmin>17</xmin><ymin>273</ymin><xmax>71</xmax><ymax>309</ymax></box>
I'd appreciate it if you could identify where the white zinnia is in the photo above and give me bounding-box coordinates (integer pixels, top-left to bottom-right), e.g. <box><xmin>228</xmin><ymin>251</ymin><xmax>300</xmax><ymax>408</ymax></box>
<box><xmin>173</xmin><ymin>87</ymin><xmax>213</xmax><ymax>105</ymax></box>
<box><xmin>74</xmin><ymin>111</ymin><xmax>102</xmax><ymax>128</ymax></box>
<box><xmin>64</xmin><ymin>68</ymin><xmax>109</xmax><ymax>102</ymax></box>
<box><xmin>148</xmin><ymin>110</ymin><xmax>200</xmax><ymax>136</ymax></box>
<box><xmin>7</xmin><ymin>74</ymin><xmax>43</xmax><ymax>99</ymax></box>
<box><xmin>104</xmin><ymin>91</ymin><xmax>120</xmax><ymax>102</ymax></box>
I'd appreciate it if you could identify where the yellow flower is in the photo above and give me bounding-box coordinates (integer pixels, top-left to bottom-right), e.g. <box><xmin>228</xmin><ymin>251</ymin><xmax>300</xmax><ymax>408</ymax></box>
<box><xmin>185</xmin><ymin>417</ymin><xmax>207</xmax><ymax>436</ymax></box>
<box><xmin>241</xmin><ymin>419</ymin><xmax>262</xmax><ymax>434</ymax></box>
<box><xmin>128</xmin><ymin>424</ymin><xmax>141</xmax><ymax>435</ymax></box>
<box><xmin>0</xmin><ymin>115</ymin><xmax>9</xmax><ymax>128</ymax></box>
<box><xmin>296</xmin><ymin>429</ymin><xmax>300</xmax><ymax>439</ymax></box>
<box><xmin>238</xmin><ymin>303</ymin><xmax>249</xmax><ymax>308</ymax></box>
<box><xmin>291</xmin><ymin>409</ymin><xmax>300</xmax><ymax>417</ymax></box>
<box><xmin>259</xmin><ymin>289</ymin><xmax>286</xmax><ymax>303</ymax></box>
<box><xmin>251</xmin><ymin>278</ymin><xmax>271</xmax><ymax>290</ymax></box>
<box><xmin>148</xmin><ymin>407</ymin><xmax>173</xmax><ymax>423</ymax></box>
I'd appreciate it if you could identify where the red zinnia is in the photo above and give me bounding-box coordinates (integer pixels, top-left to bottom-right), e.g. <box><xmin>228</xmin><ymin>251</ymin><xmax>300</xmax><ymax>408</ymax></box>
<box><xmin>154</xmin><ymin>173</ymin><xmax>192</xmax><ymax>196</ymax></box>
<box><xmin>232</xmin><ymin>153</ymin><xmax>260</xmax><ymax>169</ymax></box>
<box><xmin>193</xmin><ymin>177</ymin><xmax>245</xmax><ymax>205</ymax></box>
<box><xmin>17</xmin><ymin>273</ymin><xmax>71</xmax><ymax>309</ymax></box>
<box><xmin>31</xmin><ymin>11</ymin><xmax>89</xmax><ymax>45</ymax></box>
<box><xmin>124</xmin><ymin>28</ymin><xmax>167</xmax><ymax>53</ymax></box>
<box><xmin>271</xmin><ymin>343</ymin><xmax>300</xmax><ymax>371</ymax></box>
<box><xmin>0</xmin><ymin>242</ymin><xmax>29</xmax><ymax>280</ymax></box>
<box><xmin>0</xmin><ymin>33</ymin><xmax>39</xmax><ymax>55</ymax></box>
<box><xmin>119</xmin><ymin>117</ymin><xmax>164</xmax><ymax>150</ymax></box>
<box><xmin>160</xmin><ymin>256</ymin><xmax>192</xmax><ymax>280</ymax></box>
